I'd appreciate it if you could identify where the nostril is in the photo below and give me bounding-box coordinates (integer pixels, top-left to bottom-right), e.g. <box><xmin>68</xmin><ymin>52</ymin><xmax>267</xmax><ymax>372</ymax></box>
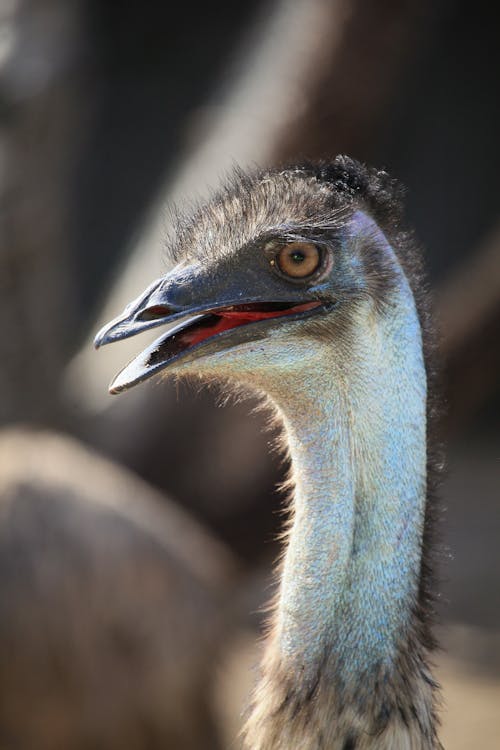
<box><xmin>136</xmin><ymin>304</ymin><xmax>173</xmax><ymax>321</ymax></box>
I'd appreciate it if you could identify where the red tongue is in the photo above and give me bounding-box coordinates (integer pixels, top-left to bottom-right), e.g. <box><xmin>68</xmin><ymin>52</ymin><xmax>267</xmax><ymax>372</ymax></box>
<box><xmin>183</xmin><ymin>301</ymin><xmax>319</xmax><ymax>347</ymax></box>
<box><xmin>217</xmin><ymin>302</ymin><xmax>319</xmax><ymax>321</ymax></box>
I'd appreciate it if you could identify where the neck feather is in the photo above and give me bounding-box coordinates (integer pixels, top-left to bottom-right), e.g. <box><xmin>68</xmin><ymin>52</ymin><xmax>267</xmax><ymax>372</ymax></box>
<box><xmin>244</xmin><ymin>239</ymin><xmax>440</xmax><ymax>749</ymax></box>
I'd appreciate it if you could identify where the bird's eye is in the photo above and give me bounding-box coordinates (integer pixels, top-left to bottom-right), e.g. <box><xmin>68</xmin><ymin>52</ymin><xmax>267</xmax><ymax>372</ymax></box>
<box><xmin>275</xmin><ymin>242</ymin><xmax>321</xmax><ymax>279</ymax></box>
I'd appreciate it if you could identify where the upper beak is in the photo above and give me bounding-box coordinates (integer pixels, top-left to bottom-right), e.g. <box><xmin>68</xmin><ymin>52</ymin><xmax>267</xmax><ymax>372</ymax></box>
<box><xmin>94</xmin><ymin>267</ymin><xmax>210</xmax><ymax>349</ymax></box>
<box><xmin>94</xmin><ymin>277</ymin><xmax>169</xmax><ymax>348</ymax></box>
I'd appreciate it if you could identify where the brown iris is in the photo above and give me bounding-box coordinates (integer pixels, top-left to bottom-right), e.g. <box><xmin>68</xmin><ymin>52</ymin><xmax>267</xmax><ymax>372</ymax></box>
<box><xmin>275</xmin><ymin>241</ymin><xmax>321</xmax><ymax>279</ymax></box>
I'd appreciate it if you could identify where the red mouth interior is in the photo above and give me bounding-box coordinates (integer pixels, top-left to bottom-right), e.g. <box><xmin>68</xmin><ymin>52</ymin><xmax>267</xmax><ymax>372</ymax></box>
<box><xmin>181</xmin><ymin>301</ymin><xmax>321</xmax><ymax>347</ymax></box>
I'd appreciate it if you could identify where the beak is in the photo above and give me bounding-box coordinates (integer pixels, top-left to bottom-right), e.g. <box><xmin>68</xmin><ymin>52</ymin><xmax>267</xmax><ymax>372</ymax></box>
<box><xmin>94</xmin><ymin>264</ymin><xmax>326</xmax><ymax>394</ymax></box>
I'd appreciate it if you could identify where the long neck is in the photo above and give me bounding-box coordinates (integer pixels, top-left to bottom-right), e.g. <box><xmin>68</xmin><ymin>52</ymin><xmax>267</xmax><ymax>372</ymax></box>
<box><xmin>277</xmin><ymin>292</ymin><xmax>426</xmax><ymax>676</ymax></box>
<box><xmin>245</xmin><ymin>255</ymin><xmax>439</xmax><ymax>748</ymax></box>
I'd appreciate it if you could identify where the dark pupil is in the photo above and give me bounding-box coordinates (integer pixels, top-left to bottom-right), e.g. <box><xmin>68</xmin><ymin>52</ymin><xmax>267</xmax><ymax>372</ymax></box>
<box><xmin>290</xmin><ymin>251</ymin><xmax>305</xmax><ymax>263</ymax></box>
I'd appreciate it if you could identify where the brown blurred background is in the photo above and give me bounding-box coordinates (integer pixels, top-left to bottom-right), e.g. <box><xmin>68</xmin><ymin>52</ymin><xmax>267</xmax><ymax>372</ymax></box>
<box><xmin>0</xmin><ymin>1</ymin><xmax>499</xmax><ymax>748</ymax></box>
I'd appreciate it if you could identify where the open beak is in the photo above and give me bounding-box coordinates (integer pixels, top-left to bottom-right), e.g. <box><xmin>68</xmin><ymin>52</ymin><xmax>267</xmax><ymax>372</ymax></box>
<box><xmin>94</xmin><ymin>267</ymin><xmax>325</xmax><ymax>394</ymax></box>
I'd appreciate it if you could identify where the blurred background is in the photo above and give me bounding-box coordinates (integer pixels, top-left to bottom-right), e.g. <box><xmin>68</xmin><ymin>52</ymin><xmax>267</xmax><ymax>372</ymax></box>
<box><xmin>0</xmin><ymin>0</ymin><xmax>499</xmax><ymax>748</ymax></box>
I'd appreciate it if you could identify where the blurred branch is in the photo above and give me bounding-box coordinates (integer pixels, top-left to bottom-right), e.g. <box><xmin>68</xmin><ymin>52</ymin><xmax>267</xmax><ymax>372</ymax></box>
<box><xmin>0</xmin><ymin>0</ymin><xmax>85</xmax><ymax>423</ymax></box>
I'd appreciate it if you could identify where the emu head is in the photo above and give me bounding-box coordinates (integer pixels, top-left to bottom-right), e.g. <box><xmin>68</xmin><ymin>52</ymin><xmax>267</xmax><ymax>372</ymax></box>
<box><xmin>95</xmin><ymin>159</ymin><xmax>406</xmax><ymax>398</ymax></box>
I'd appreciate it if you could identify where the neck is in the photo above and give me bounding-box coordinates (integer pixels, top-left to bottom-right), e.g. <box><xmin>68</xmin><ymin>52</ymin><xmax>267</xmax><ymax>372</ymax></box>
<box><xmin>244</xmin><ymin>250</ymin><xmax>439</xmax><ymax>748</ymax></box>
<box><xmin>278</xmin><ymin>297</ymin><xmax>426</xmax><ymax>675</ymax></box>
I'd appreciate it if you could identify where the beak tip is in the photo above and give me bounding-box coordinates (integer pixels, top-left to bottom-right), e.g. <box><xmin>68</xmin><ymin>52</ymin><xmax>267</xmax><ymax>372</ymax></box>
<box><xmin>108</xmin><ymin>371</ymin><xmax>130</xmax><ymax>395</ymax></box>
<box><xmin>94</xmin><ymin>324</ymin><xmax>111</xmax><ymax>350</ymax></box>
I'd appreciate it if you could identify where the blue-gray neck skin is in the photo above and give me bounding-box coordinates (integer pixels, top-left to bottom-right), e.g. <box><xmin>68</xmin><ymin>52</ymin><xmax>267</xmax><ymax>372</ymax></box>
<box><xmin>266</xmin><ymin>243</ymin><xmax>427</xmax><ymax>683</ymax></box>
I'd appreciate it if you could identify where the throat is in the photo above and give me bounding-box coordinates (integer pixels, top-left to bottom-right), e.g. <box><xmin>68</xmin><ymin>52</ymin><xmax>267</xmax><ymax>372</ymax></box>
<box><xmin>270</xmin><ymin>297</ymin><xmax>427</xmax><ymax>682</ymax></box>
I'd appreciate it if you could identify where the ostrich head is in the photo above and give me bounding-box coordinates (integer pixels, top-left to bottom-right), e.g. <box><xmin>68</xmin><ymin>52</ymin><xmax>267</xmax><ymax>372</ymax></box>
<box><xmin>96</xmin><ymin>157</ymin><xmax>440</xmax><ymax>749</ymax></box>
<box><xmin>96</xmin><ymin>159</ymin><xmax>412</xmax><ymax>402</ymax></box>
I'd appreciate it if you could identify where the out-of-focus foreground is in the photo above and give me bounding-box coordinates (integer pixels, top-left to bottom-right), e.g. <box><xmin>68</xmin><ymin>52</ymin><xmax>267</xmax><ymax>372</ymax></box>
<box><xmin>1</xmin><ymin>1</ymin><xmax>499</xmax><ymax>748</ymax></box>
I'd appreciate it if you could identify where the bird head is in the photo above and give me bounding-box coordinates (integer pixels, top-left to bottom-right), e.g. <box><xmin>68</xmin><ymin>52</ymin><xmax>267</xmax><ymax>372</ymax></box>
<box><xmin>95</xmin><ymin>158</ymin><xmax>404</xmax><ymax>397</ymax></box>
